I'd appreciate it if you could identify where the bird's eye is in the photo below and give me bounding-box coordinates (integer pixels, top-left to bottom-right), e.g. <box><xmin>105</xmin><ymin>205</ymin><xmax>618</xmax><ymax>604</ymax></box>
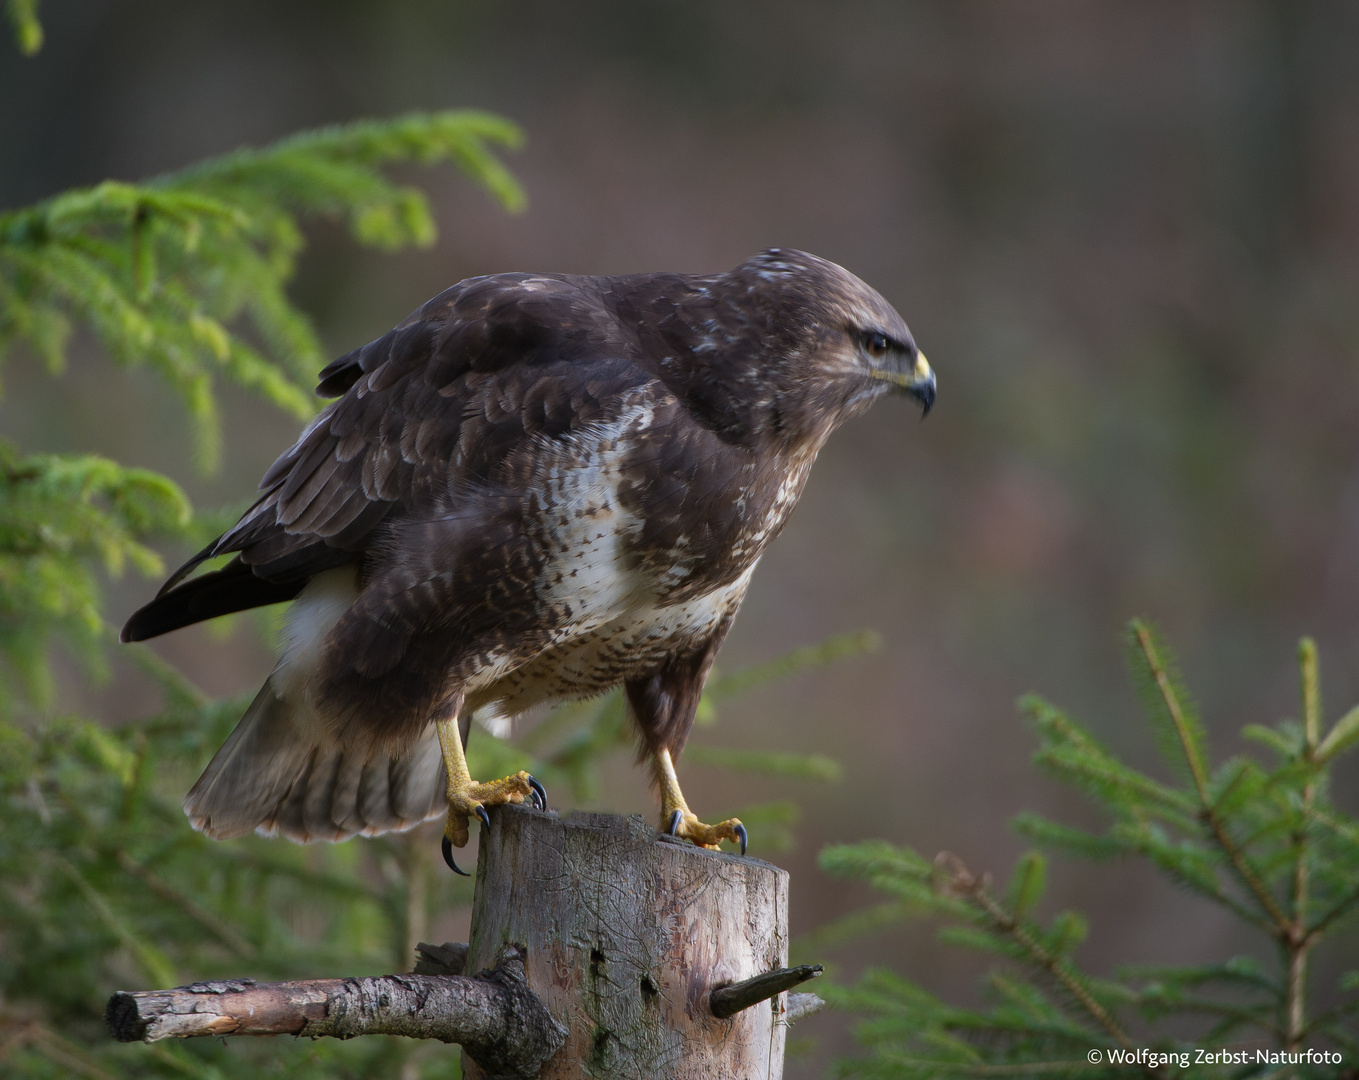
<box><xmin>864</xmin><ymin>331</ymin><xmax>890</xmax><ymax>359</ymax></box>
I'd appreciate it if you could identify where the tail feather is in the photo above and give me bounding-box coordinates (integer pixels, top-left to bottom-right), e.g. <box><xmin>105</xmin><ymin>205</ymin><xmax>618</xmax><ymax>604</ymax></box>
<box><xmin>356</xmin><ymin>752</ymin><xmax>396</xmax><ymax>828</ymax></box>
<box><xmin>185</xmin><ymin>676</ymin><xmax>446</xmax><ymax>843</ymax></box>
<box><xmin>388</xmin><ymin>735</ymin><xmax>447</xmax><ymax>821</ymax></box>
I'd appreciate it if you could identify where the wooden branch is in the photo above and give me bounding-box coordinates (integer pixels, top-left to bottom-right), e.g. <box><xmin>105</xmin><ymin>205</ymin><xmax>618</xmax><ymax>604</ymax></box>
<box><xmin>785</xmin><ymin>992</ymin><xmax>827</xmax><ymax>1024</ymax></box>
<box><xmin>709</xmin><ymin>965</ymin><xmax>822</xmax><ymax>1018</ymax></box>
<box><xmin>105</xmin><ymin>944</ymin><xmax>565</xmax><ymax>1080</ymax></box>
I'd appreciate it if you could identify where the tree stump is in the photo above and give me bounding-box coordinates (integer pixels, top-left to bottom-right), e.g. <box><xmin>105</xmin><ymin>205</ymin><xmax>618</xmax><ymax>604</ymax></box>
<box><xmin>105</xmin><ymin>802</ymin><xmax>820</xmax><ymax>1077</ymax></box>
<box><xmin>465</xmin><ymin>802</ymin><xmax>791</xmax><ymax>1080</ymax></box>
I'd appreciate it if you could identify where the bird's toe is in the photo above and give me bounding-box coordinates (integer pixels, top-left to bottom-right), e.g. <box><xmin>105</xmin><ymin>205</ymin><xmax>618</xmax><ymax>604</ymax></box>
<box><xmin>661</xmin><ymin>810</ymin><xmax>747</xmax><ymax>854</ymax></box>
<box><xmin>441</xmin><ymin>835</ymin><xmax>469</xmax><ymax>876</ymax></box>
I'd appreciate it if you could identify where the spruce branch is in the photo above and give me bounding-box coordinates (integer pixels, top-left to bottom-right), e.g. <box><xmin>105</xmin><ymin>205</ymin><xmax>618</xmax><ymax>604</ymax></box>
<box><xmin>826</xmin><ymin>625</ymin><xmax>1358</xmax><ymax>1078</ymax></box>
<box><xmin>930</xmin><ymin>853</ymin><xmax>1135</xmax><ymax>1052</ymax></box>
<box><xmin>1285</xmin><ymin>639</ymin><xmax>1320</xmax><ymax>1047</ymax></box>
<box><xmin>0</xmin><ymin>110</ymin><xmax>526</xmax><ymax>722</ymax></box>
<box><xmin>111</xmin><ymin>850</ymin><xmax>256</xmax><ymax>960</ymax></box>
<box><xmin>5</xmin><ymin>0</ymin><xmax>41</xmax><ymax>56</ymax></box>
<box><xmin>1304</xmin><ymin>884</ymin><xmax>1359</xmax><ymax>944</ymax></box>
<box><xmin>53</xmin><ymin>856</ymin><xmax>178</xmax><ymax>989</ymax></box>
<box><xmin>1304</xmin><ymin>998</ymin><xmax>1359</xmax><ymax>1041</ymax></box>
<box><xmin>1131</xmin><ymin>621</ymin><xmax>1291</xmax><ymax>936</ymax></box>
<box><xmin>111</xmin><ymin>632</ymin><xmax>207</xmax><ymax>711</ymax></box>
<box><xmin>1</xmin><ymin>1021</ymin><xmax>117</xmax><ymax>1080</ymax></box>
<box><xmin>705</xmin><ymin>628</ymin><xmax>880</xmax><ymax>701</ymax></box>
<box><xmin>0</xmin><ymin>111</ymin><xmax>524</xmax><ymax>472</ymax></box>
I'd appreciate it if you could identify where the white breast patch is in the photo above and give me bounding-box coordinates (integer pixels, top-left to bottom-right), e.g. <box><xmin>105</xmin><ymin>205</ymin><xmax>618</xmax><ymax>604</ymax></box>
<box><xmin>526</xmin><ymin>395</ymin><xmax>654</xmax><ymax>641</ymax></box>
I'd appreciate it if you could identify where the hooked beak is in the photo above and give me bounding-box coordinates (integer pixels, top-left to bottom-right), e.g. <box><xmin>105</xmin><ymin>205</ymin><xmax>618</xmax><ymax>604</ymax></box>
<box><xmin>870</xmin><ymin>352</ymin><xmax>936</xmax><ymax>417</ymax></box>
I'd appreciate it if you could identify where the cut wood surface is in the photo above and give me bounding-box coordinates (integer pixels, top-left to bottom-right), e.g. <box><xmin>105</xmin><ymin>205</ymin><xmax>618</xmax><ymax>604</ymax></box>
<box><xmin>464</xmin><ymin>803</ymin><xmax>793</xmax><ymax>1080</ymax></box>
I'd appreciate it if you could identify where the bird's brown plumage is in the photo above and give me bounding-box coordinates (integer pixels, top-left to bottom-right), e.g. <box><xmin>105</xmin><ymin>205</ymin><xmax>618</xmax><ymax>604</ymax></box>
<box><xmin>122</xmin><ymin>249</ymin><xmax>934</xmax><ymax>843</ymax></box>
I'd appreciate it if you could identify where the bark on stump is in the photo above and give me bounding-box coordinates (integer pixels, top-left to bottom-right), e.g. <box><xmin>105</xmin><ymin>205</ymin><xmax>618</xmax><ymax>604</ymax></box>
<box><xmin>465</xmin><ymin>803</ymin><xmax>791</xmax><ymax>1080</ymax></box>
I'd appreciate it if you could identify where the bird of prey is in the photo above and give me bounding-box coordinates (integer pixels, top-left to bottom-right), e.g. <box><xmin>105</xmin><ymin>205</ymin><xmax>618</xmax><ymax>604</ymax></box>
<box><xmin>122</xmin><ymin>248</ymin><xmax>935</xmax><ymax>873</ymax></box>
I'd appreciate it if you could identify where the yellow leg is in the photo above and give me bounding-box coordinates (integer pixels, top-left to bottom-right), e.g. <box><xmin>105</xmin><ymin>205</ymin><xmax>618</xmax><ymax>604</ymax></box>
<box><xmin>652</xmin><ymin>748</ymin><xmax>746</xmax><ymax>854</ymax></box>
<box><xmin>435</xmin><ymin>715</ymin><xmax>541</xmax><ymax>852</ymax></box>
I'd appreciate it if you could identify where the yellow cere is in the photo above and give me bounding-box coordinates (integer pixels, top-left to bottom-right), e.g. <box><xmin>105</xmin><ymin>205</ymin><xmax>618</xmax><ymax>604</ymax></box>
<box><xmin>869</xmin><ymin>352</ymin><xmax>932</xmax><ymax>390</ymax></box>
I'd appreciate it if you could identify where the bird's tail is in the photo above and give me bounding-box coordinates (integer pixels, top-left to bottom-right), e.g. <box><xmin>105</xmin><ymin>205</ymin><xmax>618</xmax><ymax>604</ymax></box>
<box><xmin>184</xmin><ymin>676</ymin><xmax>447</xmax><ymax>843</ymax></box>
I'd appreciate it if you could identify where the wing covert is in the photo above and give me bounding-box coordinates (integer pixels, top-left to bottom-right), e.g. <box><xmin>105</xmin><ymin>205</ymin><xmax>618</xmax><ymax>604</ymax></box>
<box><xmin>122</xmin><ymin>272</ymin><xmax>655</xmax><ymax>641</ymax></box>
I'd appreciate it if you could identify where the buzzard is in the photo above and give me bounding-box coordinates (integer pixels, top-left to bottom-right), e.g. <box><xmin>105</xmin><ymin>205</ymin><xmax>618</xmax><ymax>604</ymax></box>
<box><xmin>122</xmin><ymin>249</ymin><xmax>934</xmax><ymax>873</ymax></box>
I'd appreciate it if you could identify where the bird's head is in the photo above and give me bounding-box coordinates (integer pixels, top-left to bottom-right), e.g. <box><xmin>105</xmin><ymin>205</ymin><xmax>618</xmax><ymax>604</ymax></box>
<box><xmin>711</xmin><ymin>249</ymin><xmax>935</xmax><ymax>449</ymax></box>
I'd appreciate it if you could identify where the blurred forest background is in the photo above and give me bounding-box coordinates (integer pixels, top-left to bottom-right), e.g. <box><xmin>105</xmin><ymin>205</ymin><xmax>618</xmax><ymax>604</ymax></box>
<box><xmin>4</xmin><ymin>2</ymin><xmax>1359</xmax><ymax>1076</ymax></box>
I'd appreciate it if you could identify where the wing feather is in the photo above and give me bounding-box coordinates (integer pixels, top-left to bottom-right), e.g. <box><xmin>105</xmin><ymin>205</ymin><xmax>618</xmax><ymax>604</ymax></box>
<box><xmin>280</xmin><ymin>466</ymin><xmax>352</xmax><ymax>535</ymax></box>
<box><xmin>277</xmin><ymin>452</ymin><xmax>344</xmax><ymax>526</ymax></box>
<box><xmin>121</xmin><ymin>272</ymin><xmax>656</xmax><ymax>646</ymax></box>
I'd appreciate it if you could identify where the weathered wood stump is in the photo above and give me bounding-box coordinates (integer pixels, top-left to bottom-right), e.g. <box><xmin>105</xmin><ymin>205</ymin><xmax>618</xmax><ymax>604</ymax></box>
<box><xmin>465</xmin><ymin>803</ymin><xmax>793</xmax><ymax>1080</ymax></box>
<box><xmin>105</xmin><ymin>803</ymin><xmax>822</xmax><ymax>1077</ymax></box>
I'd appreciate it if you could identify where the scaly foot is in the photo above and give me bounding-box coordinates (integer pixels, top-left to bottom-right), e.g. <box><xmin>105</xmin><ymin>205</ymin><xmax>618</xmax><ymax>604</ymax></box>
<box><xmin>440</xmin><ymin>772</ymin><xmax>547</xmax><ymax>875</ymax></box>
<box><xmin>650</xmin><ymin>746</ymin><xmax>747</xmax><ymax>855</ymax></box>
<box><xmin>664</xmin><ymin>807</ymin><xmax>747</xmax><ymax>855</ymax></box>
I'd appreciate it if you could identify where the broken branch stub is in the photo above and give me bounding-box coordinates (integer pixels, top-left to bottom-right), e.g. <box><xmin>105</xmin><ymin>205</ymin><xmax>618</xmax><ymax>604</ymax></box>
<box><xmin>105</xmin><ymin>944</ymin><xmax>564</xmax><ymax>1080</ymax></box>
<box><xmin>709</xmin><ymin>964</ymin><xmax>823</xmax><ymax>1019</ymax></box>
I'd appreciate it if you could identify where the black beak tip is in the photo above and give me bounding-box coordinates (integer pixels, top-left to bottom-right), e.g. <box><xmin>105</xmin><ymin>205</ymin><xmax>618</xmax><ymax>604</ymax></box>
<box><xmin>913</xmin><ymin>378</ymin><xmax>936</xmax><ymax>419</ymax></box>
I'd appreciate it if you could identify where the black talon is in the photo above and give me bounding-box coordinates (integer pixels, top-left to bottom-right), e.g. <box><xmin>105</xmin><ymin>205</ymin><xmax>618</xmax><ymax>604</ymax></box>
<box><xmin>441</xmin><ymin>835</ymin><xmax>469</xmax><ymax>876</ymax></box>
<box><xmin>667</xmin><ymin>809</ymin><xmax>684</xmax><ymax>836</ymax></box>
<box><xmin>527</xmin><ymin>775</ymin><xmax>547</xmax><ymax>810</ymax></box>
<box><xmin>734</xmin><ymin>822</ymin><xmax>748</xmax><ymax>857</ymax></box>
<box><xmin>475</xmin><ymin>804</ymin><xmax>492</xmax><ymax>830</ymax></box>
